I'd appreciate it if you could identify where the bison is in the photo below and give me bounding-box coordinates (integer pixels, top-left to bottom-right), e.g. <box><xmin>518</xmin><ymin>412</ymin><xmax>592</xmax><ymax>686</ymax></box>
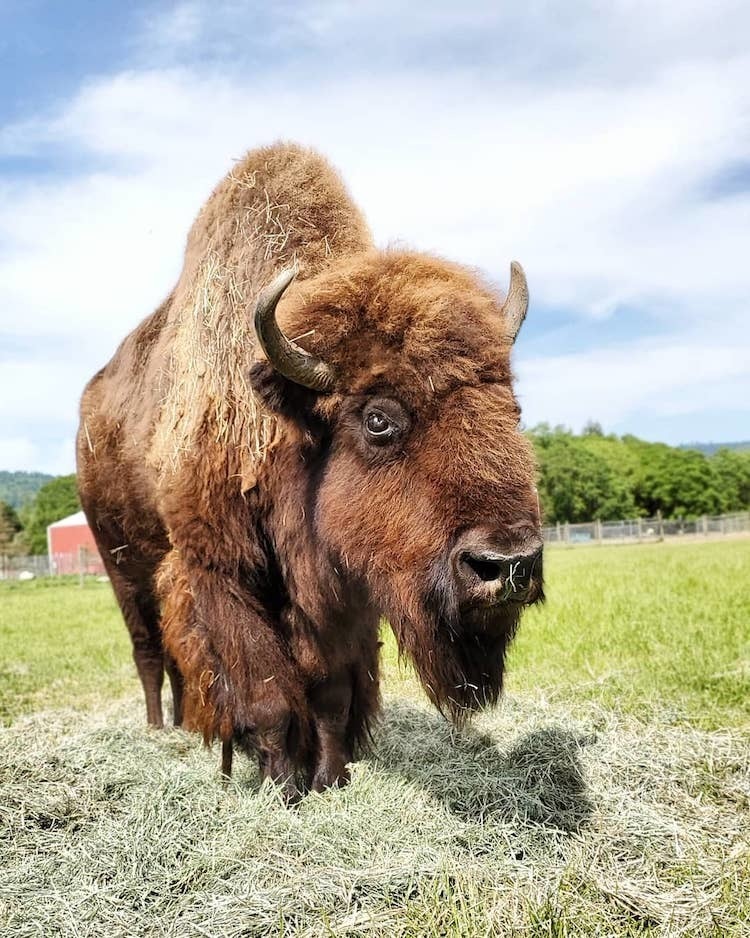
<box><xmin>77</xmin><ymin>142</ymin><xmax>543</xmax><ymax>797</ymax></box>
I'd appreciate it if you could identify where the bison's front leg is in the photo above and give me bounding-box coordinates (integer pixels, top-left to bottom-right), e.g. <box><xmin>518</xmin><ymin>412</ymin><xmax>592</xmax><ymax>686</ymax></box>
<box><xmin>308</xmin><ymin>673</ymin><xmax>354</xmax><ymax>792</ymax></box>
<box><xmin>306</xmin><ymin>621</ymin><xmax>381</xmax><ymax>792</ymax></box>
<box><xmin>157</xmin><ymin>552</ymin><xmax>310</xmax><ymax>797</ymax></box>
<box><xmin>236</xmin><ymin>686</ymin><xmax>300</xmax><ymax>800</ymax></box>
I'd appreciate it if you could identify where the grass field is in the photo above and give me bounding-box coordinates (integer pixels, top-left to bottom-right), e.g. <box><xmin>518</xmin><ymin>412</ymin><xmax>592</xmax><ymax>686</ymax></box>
<box><xmin>1</xmin><ymin>540</ymin><xmax>749</xmax><ymax>936</ymax></box>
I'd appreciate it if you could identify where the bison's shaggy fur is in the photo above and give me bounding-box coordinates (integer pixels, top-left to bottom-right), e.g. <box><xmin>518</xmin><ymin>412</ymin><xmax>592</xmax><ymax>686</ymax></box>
<box><xmin>77</xmin><ymin>143</ymin><xmax>542</xmax><ymax>795</ymax></box>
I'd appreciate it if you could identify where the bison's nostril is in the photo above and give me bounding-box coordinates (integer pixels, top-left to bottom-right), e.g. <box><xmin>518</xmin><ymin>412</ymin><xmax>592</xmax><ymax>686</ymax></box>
<box><xmin>461</xmin><ymin>552</ymin><xmax>503</xmax><ymax>583</ymax></box>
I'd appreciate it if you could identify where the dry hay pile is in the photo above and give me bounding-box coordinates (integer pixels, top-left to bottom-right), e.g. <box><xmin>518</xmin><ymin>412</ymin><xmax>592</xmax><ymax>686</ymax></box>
<box><xmin>1</xmin><ymin>694</ymin><xmax>747</xmax><ymax>937</ymax></box>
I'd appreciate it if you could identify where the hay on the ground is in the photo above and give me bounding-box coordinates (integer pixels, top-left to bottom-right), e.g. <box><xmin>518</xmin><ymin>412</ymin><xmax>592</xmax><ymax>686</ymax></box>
<box><xmin>1</xmin><ymin>694</ymin><xmax>748</xmax><ymax>937</ymax></box>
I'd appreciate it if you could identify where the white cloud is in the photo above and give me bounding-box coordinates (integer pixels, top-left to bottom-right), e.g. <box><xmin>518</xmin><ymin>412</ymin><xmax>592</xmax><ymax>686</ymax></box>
<box><xmin>0</xmin><ymin>436</ymin><xmax>74</xmax><ymax>476</ymax></box>
<box><xmin>141</xmin><ymin>1</ymin><xmax>204</xmax><ymax>52</ymax></box>
<box><xmin>0</xmin><ymin>360</ymin><xmax>94</xmax><ymax>423</ymax></box>
<box><xmin>1</xmin><ymin>1</ymin><xmax>749</xmax><ymax>470</ymax></box>
<box><xmin>517</xmin><ymin>336</ymin><xmax>750</xmax><ymax>438</ymax></box>
<box><xmin>3</xmin><ymin>61</ymin><xmax>749</xmax><ymax>326</ymax></box>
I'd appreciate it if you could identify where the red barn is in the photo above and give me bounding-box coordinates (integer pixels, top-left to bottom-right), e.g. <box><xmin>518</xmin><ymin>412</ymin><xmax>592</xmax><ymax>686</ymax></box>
<box><xmin>47</xmin><ymin>511</ymin><xmax>105</xmax><ymax>575</ymax></box>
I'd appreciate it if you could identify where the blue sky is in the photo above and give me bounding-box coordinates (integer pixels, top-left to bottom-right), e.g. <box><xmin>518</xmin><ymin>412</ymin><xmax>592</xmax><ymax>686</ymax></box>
<box><xmin>1</xmin><ymin>0</ymin><xmax>749</xmax><ymax>474</ymax></box>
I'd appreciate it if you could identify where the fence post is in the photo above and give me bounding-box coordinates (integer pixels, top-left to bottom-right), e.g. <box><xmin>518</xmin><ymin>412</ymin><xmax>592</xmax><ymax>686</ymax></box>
<box><xmin>595</xmin><ymin>519</ymin><xmax>602</xmax><ymax>544</ymax></box>
<box><xmin>657</xmin><ymin>510</ymin><xmax>664</xmax><ymax>541</ymax></box>
<box><xmin>702</xmin><ymin>515</ymin><xmax>708</xmax><ymax>536</ymax></box>
<box><xmin>637</xmin><ymin>517</ymin><xmax>643</xmax><ymax>543</ymax></box>
<box><xmin>556</xmin><ymin>521</ymin><xmax>561</xmax><ymax>544</ymax></box>
<box><xmin>564</xmin><ymin>522</ymin><xmax>570</xmax><ymax>545</ymax></box>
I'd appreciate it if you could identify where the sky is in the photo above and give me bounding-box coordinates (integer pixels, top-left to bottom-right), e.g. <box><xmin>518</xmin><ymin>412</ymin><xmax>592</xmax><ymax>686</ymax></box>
<box><xmin>1</xmin><ymin>0</ymin><xmax>749</xmax><ymax>475</ymax></box>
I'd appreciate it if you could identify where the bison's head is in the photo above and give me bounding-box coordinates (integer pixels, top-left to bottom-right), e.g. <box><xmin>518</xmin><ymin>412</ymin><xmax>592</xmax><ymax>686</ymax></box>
<box><xmin>250</xmin><ymin>252</ymin><xmax>543</xmax><ymax>722</ymax></box>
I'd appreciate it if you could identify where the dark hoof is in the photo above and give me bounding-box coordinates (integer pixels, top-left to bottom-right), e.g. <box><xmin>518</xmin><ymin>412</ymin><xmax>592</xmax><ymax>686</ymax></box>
<box><xmin>311</xmin><ymin>765</ymin><xmax>351</xmax><ymax>793</ymax></box>
<box><xmin>279</xmin><ymin>778</ymin><xmax>302</xmax><ymax>805</ymax></box>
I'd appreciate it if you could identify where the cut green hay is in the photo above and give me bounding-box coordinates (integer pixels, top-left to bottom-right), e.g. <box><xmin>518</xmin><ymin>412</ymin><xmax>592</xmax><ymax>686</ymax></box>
<box><xmin>1</xmin><ymin>694</ymin><xmax>748</xmax><ymax>937</ymax></box>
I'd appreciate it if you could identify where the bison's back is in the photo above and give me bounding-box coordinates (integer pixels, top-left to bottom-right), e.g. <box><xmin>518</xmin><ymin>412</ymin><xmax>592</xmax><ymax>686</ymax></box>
<box><xmin>78</xmin><ymin>142</ymin><xmax>370</xmax><ymax>566</ymax></box>
<box><xmin>184</xmin><ymin>142</ymin><xmax>372</xmax><ymax>287</ymax></box>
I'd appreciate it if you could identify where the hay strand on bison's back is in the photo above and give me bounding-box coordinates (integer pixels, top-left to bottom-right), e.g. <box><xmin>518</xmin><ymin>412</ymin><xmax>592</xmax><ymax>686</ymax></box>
<box><xmin>150</xmin><ymin>253</ymin><xmax>271</xmax><ymax>478</ymax></box>
<box><xmin>2</xmin><ymin>694</ymin><xmax>747</xmax><ymax>937</ymax></box>
<box><xmin>147</xmin><ymin>144</ymin><xmax>372</xmax><ymax>480</ymax></box>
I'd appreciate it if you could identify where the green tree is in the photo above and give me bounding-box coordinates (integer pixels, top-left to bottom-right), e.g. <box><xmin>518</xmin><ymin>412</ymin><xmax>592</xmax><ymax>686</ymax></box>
<box><xmin>530</xmin><ymin>427</ymin><xmax>637</xmax><ymax>523</ymax></box>
<box><xmin>711</xmin><ymin>448</ymin><xmax>750</xmax><ymax>511</ymax></box>
<box><xmin>530</xmin><ymin>425</ymin><xmax>747</xmax><ymax>523</ymax></box>
<box><xmin>630</xmin><ymin>443</ymin><xmax>723</xmax><ymax>518</ymax></box>
<box><xmin>580</xmin><ymin>432</ymin><xmax>641</xmax><ymax>512</ymax></box>
<box><xmin>20</xmin><ymin>475</ymin><xmax>81</xmax><ymax>554</ymax></box>
<box><xmin>0</xmin><ymin>500</ymin><xmax>23</xmax><ymax>555</ymax></box>
<box><xmin>0</xmin><ymin>470</ymin><xmax>54</xmax><ymax>509</ymax></box>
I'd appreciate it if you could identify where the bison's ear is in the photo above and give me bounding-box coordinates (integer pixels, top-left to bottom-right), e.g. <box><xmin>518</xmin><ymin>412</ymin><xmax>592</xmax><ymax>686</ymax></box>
<box><xmin>248</xmin><ymin>361</ymin><xmax>323</xmax><ymax>428</ymax></box>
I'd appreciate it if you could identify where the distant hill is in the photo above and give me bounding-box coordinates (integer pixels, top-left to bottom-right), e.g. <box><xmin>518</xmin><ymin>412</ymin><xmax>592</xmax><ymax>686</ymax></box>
<box><xmin>679</xmin><ymin>441</ymin><xmax>750</xmax><ymax>456</ymax></box>
<box><xmin>0</xmin><ymin>471</ymin><xmax>55</xmax><ymax>509</ymax></box>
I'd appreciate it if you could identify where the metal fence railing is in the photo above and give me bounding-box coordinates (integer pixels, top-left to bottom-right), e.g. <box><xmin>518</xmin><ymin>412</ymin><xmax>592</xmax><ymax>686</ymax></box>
<box><xmin>0</xmin><ymin>554</ymin><xmax>52</xmax><ymax>579</ymax></box>
<box><xmin>0</xmin><ymin>548</ymin><xmax>106</xmax><ymax>581</ymax></box>
<box><xmin>2</xmin><ymin>511</ymin><xmax>749</xmax><ymax>577</ymax></box>
<box><xmin>543</xmin><ymin>511</ymin><xmax>750</xmax><ymax>546</ymax></box>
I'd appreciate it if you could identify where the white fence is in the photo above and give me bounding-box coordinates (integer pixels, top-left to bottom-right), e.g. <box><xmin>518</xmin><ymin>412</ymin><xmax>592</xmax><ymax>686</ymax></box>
<box><xmin>543</xmin><ymin>511</ymin><xmax>750</xmax><ymax>546</ymax></box>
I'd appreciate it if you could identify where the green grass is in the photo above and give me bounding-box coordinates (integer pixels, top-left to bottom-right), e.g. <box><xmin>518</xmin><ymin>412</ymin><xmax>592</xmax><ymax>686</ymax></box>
<box><xmin>1</xmin><ymin>539</ymin><xmax>749</xmax><ymax>936</ymax></box>
<box><xmin>0</xmin><ymin>577</ymin><xmax>136</xmax><ymax>725</ymax></box>
<box><xmin>511</xmin><ymin>539</ymin><xmax>750</xmax><ymax>729</ymax></box>
<box><xmin>381</xmin><ymin>539</ymin><xmax>750</xmax><ymax>731</ymax></box>
<box><xmin>2</xmin><ymin>540</ymin><xmax>749</xmax><ymax>729</ymax></box>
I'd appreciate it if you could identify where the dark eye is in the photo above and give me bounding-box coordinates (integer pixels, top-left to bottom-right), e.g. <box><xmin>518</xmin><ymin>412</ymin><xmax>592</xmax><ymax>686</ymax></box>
<box><xmin>364</xmin><ymin>409</ymin><xmax>397</xmax><ymax>444</ymax></box>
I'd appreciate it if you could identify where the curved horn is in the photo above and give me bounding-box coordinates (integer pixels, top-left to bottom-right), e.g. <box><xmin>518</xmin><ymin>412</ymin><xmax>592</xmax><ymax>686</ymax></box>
<box><xmin>254</xmin><ymin>265</ymin><xmax>336</xmax><ymax>392</ymax></box>
<box><xmin>501</xmin><ymin>261</ymin><xmax>529</xmax><ymax>342</ymax></box>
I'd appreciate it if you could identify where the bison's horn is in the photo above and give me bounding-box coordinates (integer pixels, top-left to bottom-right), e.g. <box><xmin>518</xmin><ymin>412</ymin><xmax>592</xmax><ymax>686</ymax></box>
<box><xmin>254</xmin><ymin>265</ymin><xmax>336</xmax><ymax>392</ymax></box>
<box><xmin>501</xmin><ymin>261</ymin><xmax>529</xmax><ymax>342</ymax></box>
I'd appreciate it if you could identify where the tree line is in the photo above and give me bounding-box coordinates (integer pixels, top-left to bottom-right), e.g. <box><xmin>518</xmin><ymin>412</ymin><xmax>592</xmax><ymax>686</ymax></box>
<box><xmin>531</xmin><ymin>424</ymin><xmax>750</xmax><ymax>524</ymax></box>
<box><xmin>0</xmin><ymin>470</ymin><xmax>54</xmax><ymax>509</ymax></box>
<box><xmin>1</xmin><ymin>430</ymin><xmax>749</xmax><ymax>555</ymax></box>
<box><xmin>0</xmin><ymin>475</ymin><xmax>80</xmax><ymax>556</ymax></box>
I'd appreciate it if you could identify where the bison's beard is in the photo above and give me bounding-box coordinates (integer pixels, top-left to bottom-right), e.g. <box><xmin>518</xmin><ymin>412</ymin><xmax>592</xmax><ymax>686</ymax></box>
<box><xmin>387</xmin><ymin>567</ymin><xmax>523</xmax><ymax>726</ymax></box>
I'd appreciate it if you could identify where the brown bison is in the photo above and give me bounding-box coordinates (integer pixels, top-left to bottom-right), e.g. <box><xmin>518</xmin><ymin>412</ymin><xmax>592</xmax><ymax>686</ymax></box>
<box><xmin>77</xmin><ymin>142</ymin><xmax>543</xmax><ymax>797</ymax></box>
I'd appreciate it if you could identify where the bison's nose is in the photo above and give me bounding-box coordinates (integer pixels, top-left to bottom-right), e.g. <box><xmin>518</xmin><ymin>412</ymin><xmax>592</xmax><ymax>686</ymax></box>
<box><xmin>453</xmin><ymin>533</ymin><xmax>543</xmax><ymax>604</ymax></box>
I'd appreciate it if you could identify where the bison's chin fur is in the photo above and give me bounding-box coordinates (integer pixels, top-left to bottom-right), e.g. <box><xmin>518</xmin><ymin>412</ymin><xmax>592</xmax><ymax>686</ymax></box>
<box><xmin>385</xmin><ymin>567</ymin><xmax>540</xmax><ymax>726</ymax></box>
<box><xmin>390</xmin><ymin>605</ymin><xmax>520</xmax><ymax>726</ymax></box>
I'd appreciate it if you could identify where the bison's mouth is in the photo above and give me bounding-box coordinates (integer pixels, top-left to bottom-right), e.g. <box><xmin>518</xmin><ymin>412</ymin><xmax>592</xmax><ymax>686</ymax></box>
<box><xmin>423</xmin><ymin>546</ymin><xmax>544</xmax><ymax>631</ymax></box>
<box><xmin>461</xmin><ymin>576</ymin><xmax>545</xmax><ymax>614</ymax></box>
<box><xmin>380</xmin><ymin>558</ymin><xmax>543</xmax><ymax>724</ymax></box>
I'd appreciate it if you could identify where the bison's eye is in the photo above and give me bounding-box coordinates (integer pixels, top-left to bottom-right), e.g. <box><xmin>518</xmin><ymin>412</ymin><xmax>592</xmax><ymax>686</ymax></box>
<box><xmin>357</xmin><ymin>397</ymin><xmax>409</xmax><ymax>451</ymax></box>
<box><xmin>364</xmin><ymin>408</ymin><xmax>398</xmax><ymax>444</ymax></box>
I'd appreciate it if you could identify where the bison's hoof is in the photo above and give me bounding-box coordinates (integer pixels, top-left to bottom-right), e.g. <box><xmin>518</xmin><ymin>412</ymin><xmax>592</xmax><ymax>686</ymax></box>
<box><xmin>262</xmin><ymin>773</ymin><xmax>300</xmax><ymax>804</ymax></box>
<box><xmin>311</xmin><ymin>764</ymin><xmax>351</xmax><ymax>793</ymax></box>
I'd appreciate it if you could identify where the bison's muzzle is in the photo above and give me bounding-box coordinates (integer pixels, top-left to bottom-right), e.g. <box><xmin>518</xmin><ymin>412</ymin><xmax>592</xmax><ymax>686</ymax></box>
<box><xmin>453</xmin><ymin>531</ymin><xmax>544</xmax><ymax>608</ymax></box>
